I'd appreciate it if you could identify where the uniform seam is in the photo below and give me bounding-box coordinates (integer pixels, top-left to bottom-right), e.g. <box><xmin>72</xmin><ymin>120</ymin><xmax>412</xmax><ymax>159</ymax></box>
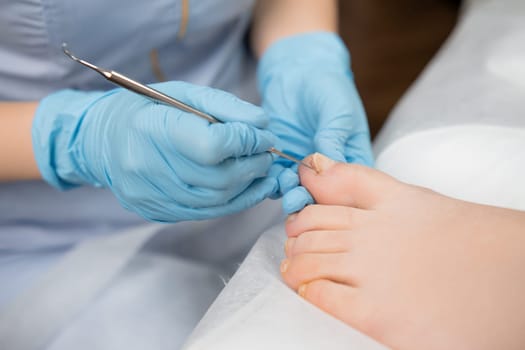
<box><xmin>177</xmin><ymin>0</ymin><xmax>190</xmax><ymax>40</ymax></box>
<box><xmin>38</xmin><ymin>0</ymin><xmax>61</xmax><ymax>84</ymax></box>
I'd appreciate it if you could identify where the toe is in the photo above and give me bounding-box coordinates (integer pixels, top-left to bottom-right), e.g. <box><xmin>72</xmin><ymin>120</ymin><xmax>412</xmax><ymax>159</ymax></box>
<box><xmin>281</xmin><ymin>253</ymin><xmax>355</xmax><ymax>290</ymax></box>
<box><xmin>284</xmin><ymin>237</ymin><xmax>296</xmax><ymax>258</ymax></box>
<box><xmin>301</xmin><ymin>280</ymin><xmax>385</xmax><ymax>342</ymax></box>
<box><xmin>299</xmin><ymin>153</ymin><xmax>402</xmax><ymax>209</ymax></box>
<box><xmin>287</xmin><ymin>230</ymin><xmax>352</xmax><ymax>257</ymax></box>
<box><xmin>286</xmin><ymin>204</ymin><xmax>366</xmax><ymax>237</ymax></box>
<box><xmin>299</xmin><ymin>279</ymin><xmax>362</xmax><ymax>329</ymax></box>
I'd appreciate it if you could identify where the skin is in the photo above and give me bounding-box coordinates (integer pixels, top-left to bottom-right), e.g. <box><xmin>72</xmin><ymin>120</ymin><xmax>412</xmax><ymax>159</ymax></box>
<box><xmin>281</xmin><ymin>153</ymin><xmax>525</xmax><ymax>350</ymax></box>
<box><xmin>0</xmin><ymin>102</ymin><xmax>39</xmax><ymax>181</ymax></box>
<box><xmin>251</xmin><ymin>0</ymin><xmax>337</xmax><ymax>58</ymax></box>
<box><xmin>0</xmin><ymin>0</ymin><xmax>337</xmax><ymax>182</ymax></box>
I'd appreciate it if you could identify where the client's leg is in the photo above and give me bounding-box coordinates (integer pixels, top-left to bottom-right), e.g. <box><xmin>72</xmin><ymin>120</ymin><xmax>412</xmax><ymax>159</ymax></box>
<box><xmin>281</xmin><ymin>153</ymin><xmax>525</xmax><ymax>350</ymax></box>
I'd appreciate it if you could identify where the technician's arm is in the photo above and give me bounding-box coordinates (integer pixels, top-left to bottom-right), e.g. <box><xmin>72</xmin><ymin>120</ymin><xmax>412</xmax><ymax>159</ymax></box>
<box><xmin>0</xmin><ymin>82</ymin><xmax>278</xmax><ymax>223</ymax></box>
<box><xmin>251</xmin><ymin>0</ymin><xmax>337</xmax><ymax>58</ymax></box>
<box><xmin>0</xmin><ymin>102</ymin><xmax>41</xmax><ymax>181</ymax></box>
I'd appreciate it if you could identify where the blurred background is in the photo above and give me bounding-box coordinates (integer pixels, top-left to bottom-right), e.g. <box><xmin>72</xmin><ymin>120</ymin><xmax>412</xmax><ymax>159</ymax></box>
<box><xmin>339</xmin><ymin>0</ymin><xmax>462</xmax><ymax>138</ymax></box>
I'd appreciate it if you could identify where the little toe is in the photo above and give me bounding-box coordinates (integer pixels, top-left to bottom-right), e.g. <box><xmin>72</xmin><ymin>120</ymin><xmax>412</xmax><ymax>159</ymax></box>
<box><xmin>299</xmin><ymin>279</ymin><xmax>362</xmax><ymax>329</ymax></box>
<box><xmin>286</xmin><ymin>204</ymin><xmax>366</xmax><ymax>237</ymax></box>
<box><xmin>287</xmin><ymin>230</ymin><xmax>352</xmax><ymax>257</ymax></box>
<box><xmin>281</xmin><ymin>253</ymin><xmax>355</xmax><ymax>290</ymax></box>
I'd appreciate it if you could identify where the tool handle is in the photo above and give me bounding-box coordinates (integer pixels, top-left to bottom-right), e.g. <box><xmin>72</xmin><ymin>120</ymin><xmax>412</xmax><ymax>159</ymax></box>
<box><xmin>109</xmin><ymin>72</ymin><xmax>312</xmax><ymax>169</ymax></box>
<box><xmin>109</xmin><ymin>72</ymin><xmax>220</xmax><ymax>124</ymax></box>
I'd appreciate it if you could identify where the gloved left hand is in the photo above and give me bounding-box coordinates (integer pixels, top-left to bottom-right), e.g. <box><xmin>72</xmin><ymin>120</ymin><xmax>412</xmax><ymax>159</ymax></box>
<box><xmin>257</xmin><ymin>32</ymin><xmax>374</xmax><ymax>214</ymax></box>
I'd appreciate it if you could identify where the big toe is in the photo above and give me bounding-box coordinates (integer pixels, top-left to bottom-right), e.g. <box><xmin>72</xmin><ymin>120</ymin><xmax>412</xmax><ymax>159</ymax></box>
<box><xmin>299</xmin><ymin>153</ymin><xmax>400</xmax><ymax>209</ymax></box>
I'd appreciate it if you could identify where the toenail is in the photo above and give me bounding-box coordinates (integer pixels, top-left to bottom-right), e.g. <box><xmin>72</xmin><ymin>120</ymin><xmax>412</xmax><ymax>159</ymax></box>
<box><xmin>280</xmin><ymin>259</ymin><xmax>289</xmax><ymax>273</ymax></box>
<box><xmin>311</xmin><ymin>153</ymin><xmax>337</xmax><ymax>173</ymax></box>
<box><xmin>298</xmin><ymin>284</ymin><xmax>307</xmax><ymax>297</ymax></box>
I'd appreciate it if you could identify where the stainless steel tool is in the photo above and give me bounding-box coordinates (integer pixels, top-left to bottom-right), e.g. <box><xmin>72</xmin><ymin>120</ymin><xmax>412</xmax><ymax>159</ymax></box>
<box><xmin>62</xmin><ymin>43</ymin><xmax>313</xmax><ymax>170</ymax></box>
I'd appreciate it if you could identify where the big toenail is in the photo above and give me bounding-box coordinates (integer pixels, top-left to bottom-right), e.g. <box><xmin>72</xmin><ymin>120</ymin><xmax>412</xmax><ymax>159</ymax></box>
<box><xmin>298</xmin><ymin>284</ymin><xmax>307</xmax><ymax>297</ymax></box>
<box><xmin>311</xmin><ymin>153</ymin><xmax>337</xmax><ymax>173</ymax></box>
<box><xmin>280</xmin><ymin>259</ymin><xmax>289</xmax><ymax>273</ymax></box>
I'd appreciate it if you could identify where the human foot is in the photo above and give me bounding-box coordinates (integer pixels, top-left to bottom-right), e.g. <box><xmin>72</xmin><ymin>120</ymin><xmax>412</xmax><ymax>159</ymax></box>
<box><xmin>280</xmin><ymin>153</ymin><xmax>525</xmax><ymax>350</ymax></box>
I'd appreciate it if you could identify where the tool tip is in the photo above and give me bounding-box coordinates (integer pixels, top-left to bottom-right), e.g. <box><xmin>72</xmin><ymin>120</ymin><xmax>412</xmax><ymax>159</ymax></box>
<box><xmin>61</xmin><ymin>43</ymin><xmax>75</xmax><ymax>59</ymax></box>
<box><xmin>300</xmin><ymin>161</ymin><xmax>317</xmax><ymax>172</ymax></box>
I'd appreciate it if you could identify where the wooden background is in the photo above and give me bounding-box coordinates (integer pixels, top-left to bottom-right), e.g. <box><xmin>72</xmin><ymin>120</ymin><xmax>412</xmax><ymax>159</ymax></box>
<box><xmin>338</xmin><ymin>0</ymin><xmax>462</xmax><ymax>138</ymax></box>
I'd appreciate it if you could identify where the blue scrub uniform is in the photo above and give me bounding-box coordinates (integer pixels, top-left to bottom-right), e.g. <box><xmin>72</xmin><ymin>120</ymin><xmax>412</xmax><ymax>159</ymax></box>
<box><xmin>0</xmin><ymin>1</ymin><xmax>269</xmax><ymax>346</ymax></box>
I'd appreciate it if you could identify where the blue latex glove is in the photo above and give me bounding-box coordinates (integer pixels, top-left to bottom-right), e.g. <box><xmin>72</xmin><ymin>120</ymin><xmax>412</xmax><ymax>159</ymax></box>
<box><xmin>32</xmin><ymin>82</ymin><xmax>278</xmax><ymax>222</ymax></box>
<box><xmin>257</xmin><ymin>32</ymin><xmax>374</xmax><ymax>214</ymax></box>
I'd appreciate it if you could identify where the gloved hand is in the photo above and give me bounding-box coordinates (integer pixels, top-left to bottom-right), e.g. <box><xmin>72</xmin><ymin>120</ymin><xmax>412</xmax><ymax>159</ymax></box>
<box><xmin>257</xmin><ymin>32</ymin><xmax>374</xmax><ymax>214</ymax></box>
<box><xmin>32</xmin><ymin>82</ymin><xmax>278</xmax><ymax>222</ymax></box>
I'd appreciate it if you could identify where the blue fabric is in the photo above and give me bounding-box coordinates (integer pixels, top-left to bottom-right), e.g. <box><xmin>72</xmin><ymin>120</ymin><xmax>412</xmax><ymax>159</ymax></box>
<box><xmin>0</xmin><ymin>0</ymin><xmax>257</xmax><ymax>100</ymax></box>
<box><xmin>0</xmin><ymin>0</ymin><xmax>259</xmax><ymax>305</ymax></box>
<box><xmin>0</xmin><ymin>0</ymin><xmax>258</xmax><ymax>235</ymax></box>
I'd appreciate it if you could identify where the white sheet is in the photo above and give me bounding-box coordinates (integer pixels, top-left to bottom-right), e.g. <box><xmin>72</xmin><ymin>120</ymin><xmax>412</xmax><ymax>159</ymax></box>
<box><xmin>182</xmin><ymin>1</ymin><xmax>525</xmax><ymax>348</ymax></box>
<box><xmin>183</xmin><ymin>225</ymin><xmax>386</xmax><ymax>350</ymax></box>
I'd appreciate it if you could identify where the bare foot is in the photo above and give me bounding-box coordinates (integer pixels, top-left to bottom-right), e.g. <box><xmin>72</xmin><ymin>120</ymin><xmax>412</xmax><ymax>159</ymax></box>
<box><xmin>280</xmin><ymin>153</ymin><xmax>525</xmax><ymax>350</ymax></box>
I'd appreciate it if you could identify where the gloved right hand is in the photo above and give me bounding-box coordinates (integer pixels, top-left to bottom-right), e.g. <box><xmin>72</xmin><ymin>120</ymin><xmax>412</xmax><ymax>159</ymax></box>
<box><xmin>32</xmin><ymin>82</ymin><xmax>278</xmax><ymax>222</ymax></box>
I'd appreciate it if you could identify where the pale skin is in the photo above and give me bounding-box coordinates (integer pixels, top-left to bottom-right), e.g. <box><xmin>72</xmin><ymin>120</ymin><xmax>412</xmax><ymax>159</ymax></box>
<box><xmin>0</xmin><ymin>0</ymin><xmax>337</xmax><ymax>182</ymax></box>
<box><xmin>281</xmin><ymin>153</ymin><xmax>525</xmax><ymax>350</ymax></box>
